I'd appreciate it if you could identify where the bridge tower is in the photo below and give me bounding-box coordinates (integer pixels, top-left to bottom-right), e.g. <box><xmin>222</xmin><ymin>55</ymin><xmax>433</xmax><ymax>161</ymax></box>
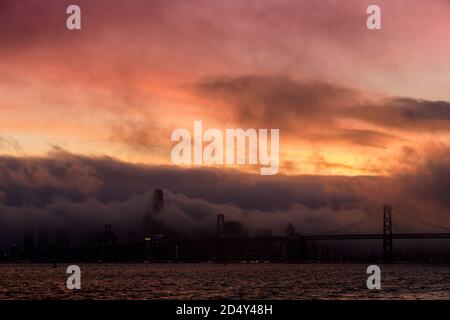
<box><xmin>215</xmin><ymin>214</ymin><xmax>226</xmax><ymax>262</ymax></box>
<box><xmin>216</xmin><ymin>214</ymin><xmax>225</xmax><ymax>237</ymax></box>
<box><xmin>383</xmin><ymin>205</ymin><xmax>394</xmax><ymax>262</ymax></box>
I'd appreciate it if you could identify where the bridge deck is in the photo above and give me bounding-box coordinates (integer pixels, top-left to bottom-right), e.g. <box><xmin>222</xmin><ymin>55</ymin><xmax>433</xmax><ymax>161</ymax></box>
<box><xmin>158</xmin><ymin>233</ymin><xmax>450</xmax><ymax>244</ymax></box>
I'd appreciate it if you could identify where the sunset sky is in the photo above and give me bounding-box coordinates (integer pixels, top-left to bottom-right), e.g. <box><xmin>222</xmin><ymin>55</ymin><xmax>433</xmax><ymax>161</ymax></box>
<box><xmin>1</xmin><ymin>0</ymin><xmax>449</xmax><ymax>176</ymax></box>
<box><xmin>1</xmin><ymin>0</ymin><xmax>450</xmax><ymax>242</ymax></box>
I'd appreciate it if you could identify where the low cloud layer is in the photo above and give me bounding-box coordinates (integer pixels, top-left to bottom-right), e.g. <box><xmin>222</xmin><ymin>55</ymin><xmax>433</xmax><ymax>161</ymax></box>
<box><xmin>1</xmin><ymin>149</ymin><xmax>449</xmax><ymax>248</ymax></box>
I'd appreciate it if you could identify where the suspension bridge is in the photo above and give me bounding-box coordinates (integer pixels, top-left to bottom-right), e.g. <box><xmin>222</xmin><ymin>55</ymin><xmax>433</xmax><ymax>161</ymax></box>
<box><xmin>232</xmin><ymin>205</ymin><xmax>450</xmax><ymax>261</ymax></box>
<box><xmin>146</xmin><ymin>205</ymin><xmax>450</xmax><ymax>262</ymax></box>
<box><xmin>159</xmin><ymin>205</ymin><xmax>450</xmax><ymax>262</ymax></box>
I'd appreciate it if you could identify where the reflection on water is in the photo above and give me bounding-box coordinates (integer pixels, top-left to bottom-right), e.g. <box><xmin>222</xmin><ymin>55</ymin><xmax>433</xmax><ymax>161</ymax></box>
<box><xmin>0</xmin><ymin>263</ymin><xmax>449</xmax><ymax>299</ymax></box>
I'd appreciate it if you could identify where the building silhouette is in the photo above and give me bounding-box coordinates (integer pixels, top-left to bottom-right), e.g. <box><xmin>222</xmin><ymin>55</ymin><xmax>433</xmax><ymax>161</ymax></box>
<box><xmin>153</xmin><ymin>189</ymin><xmax>164</xmax><ymax>211</ymax></box>
<box><xmin>286</xmin><ymin>223</ymin><xmax>296</xmax><ymax>237</ymax></box>
<box><xmin>3</xmin><ymin>205</ymin><xmax>450</xmax><ymax>263</ymax></box>
<box><xmin>143</xmin><ymin>189</ymin><xmax>165</xmax><ymax>241</ymax></box>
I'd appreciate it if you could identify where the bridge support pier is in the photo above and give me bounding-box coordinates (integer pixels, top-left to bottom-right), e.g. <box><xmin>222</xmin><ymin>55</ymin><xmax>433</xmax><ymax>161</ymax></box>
<box><xmin>383</xmin><ymin>205</ymin><xmax>394</xmax><ymax>262</ymax></box>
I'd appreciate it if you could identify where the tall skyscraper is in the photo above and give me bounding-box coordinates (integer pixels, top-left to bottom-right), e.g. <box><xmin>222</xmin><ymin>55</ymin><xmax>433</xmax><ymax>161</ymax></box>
<box><xmin>153</xmin><ymin>189</ymin><xmax>164</xmax><ymax>212</ymax></box>
<box><xmin>143</xmin><ymin>189</ymin><xmax>165</xmax><ymax>240</ymax></box>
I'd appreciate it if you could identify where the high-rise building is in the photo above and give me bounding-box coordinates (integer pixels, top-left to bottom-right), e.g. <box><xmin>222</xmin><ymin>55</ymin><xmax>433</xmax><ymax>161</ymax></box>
<box><xmin>153</xmin><ymin>189</ymin><xmax>164</xmax><ymax>212</ymax></box>
<box><xmin>216</xmin><ymin>214</ymin><xmax>225</xmax><ymax>237</ymax></box>
<box><xmin>285</xmin><ymin>223</ymin><xmax>296</xmax><ymax>237</ymax></box>
<box><xmin>143</xmin><ymin>189</ymin><xmax>165</xmax><ymax>240</ymax></box>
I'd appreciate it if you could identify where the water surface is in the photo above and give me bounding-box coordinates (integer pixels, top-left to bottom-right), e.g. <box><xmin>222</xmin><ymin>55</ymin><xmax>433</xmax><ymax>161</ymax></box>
<box><xmin>0</xmin><ymin>263</ymin><xmax>449</xmax><ymax>299</ymax></box>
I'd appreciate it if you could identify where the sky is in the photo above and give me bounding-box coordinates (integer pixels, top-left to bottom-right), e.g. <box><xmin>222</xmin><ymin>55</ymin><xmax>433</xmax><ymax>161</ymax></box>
<box><xmin>0</xmin><ymin>0</ymin><xmax>450</xmax><ymax>243</ymax></box>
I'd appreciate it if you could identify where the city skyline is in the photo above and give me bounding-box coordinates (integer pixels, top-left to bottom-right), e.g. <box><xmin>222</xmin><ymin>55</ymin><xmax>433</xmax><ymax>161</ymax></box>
<box><xmin>5</xmin><ymin>193</ymin><xmax>450</xmax><ymax>263</ymax></box>
<box><xmin>1</xmin><ymin>0</ymin><xmax>450</xmax><ymax>256</ymax></box>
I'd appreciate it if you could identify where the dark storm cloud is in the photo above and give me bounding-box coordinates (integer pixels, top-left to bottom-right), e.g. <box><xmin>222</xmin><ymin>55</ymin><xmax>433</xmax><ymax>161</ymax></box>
<box><xmin>1</xmin><ymin>149</ymin><xmax>450</xmax><ymax>211</ymax></box>
<box><xmin>1</xmin><ymin>148</ymin><xmax>450</xmax><ymax>249</ymax></box>
<box><xmin>351</xmin><ymin>98</ymin><xmax>450</xmax><ymax>131</ymax></box>
<box><xmin>399</xmin><ymin>148</ymin><xmax>450</xmax><ymax>208</ymax></box>
<box><xmin>0</xmin><ymin>150</ymin><xmax>363</xmax><ymax>210</ymax></box>
<box><xmin>196</xmin><ymin>75</ymin><xmax>356</xmax><ymax>129</ymax></box>
<box><xmin>195</xmin><ymin>75</ymin><xmax>450</xmax><ymax>138</ymax></box>
<box><xmin>0</xmin><ymin>150</ymin><xmax>367</xmax><ymax>247</ymax></box>
<box><xmin>0</xmin><ymin>150</ymin><xmax>103</xmax><ymax>203</ymax></box>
